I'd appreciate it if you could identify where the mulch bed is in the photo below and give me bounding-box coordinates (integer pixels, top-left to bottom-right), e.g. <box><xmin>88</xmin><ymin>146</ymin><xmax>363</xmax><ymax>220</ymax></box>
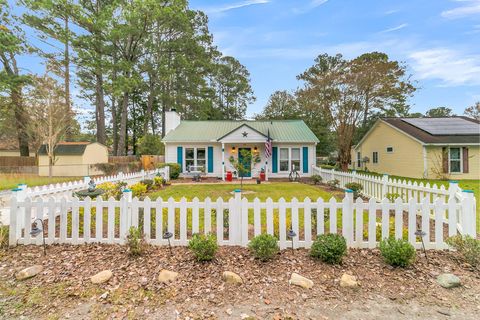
<box><xmin>1</xmin><ymin>244</ymin><xmax>479</xmax><ymax>319</ymax></box>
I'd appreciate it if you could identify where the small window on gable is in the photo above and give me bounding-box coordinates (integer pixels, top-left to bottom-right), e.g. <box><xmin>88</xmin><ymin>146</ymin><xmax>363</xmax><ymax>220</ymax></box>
<box><xmin>372</xmin><ymin>152</ymin><xmax>378</xmax><ymax>164</ymax></box>
<box><xmin>386</xmin><ymin>146</ymin><xmax>394</xmax><ymax>153</ymax></box>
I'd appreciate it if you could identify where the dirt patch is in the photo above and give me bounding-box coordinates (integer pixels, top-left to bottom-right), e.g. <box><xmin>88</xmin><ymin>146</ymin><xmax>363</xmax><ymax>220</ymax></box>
<box><xmin>1</xmin><ymin>244</ymin><xmax>479</xmax><ymax>319</ymax></box>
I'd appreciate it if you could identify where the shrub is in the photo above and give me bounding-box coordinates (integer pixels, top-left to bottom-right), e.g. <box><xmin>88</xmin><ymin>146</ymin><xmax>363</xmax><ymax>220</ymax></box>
<box><xmin>310</xmin><ymin>234</ymin><xmax>347</xmax><ymax>264</ymax></box>
<box><xmin>446</xmin><ymin>235</ymin><xmax>480</xmax><ymax>267</ymax></box>
<box><xmin>188</xmin><ymin>233</ymin><xmax>218</xmax><ymax>262</ymax></box>
<box><xmin>326</xmin><ymin>179</ymin><xmax>340</xmax><ymax>189</ymax></box>
<box><xmin>345</xmin><ymin>182</ymin><xmax>363</xmax><ymax>198</ymax></box>
<box><xmin>140</xmin><ymin>179</ymin><xmax>154</xmax><ymax>190</ymax></box>
<box><xmin>386</xmin><ymin>192</ymin><xmax>402</xmax><ymax>202</ymax></box>
<box><xmin>130</xmin><ymin>182</ymin><xmax>147</xmax><ymax>197</ymax></box>
<box><xmin>153</xmin><ymin>176</ymin><xmax>165</xmax><ymax>188</ymax></box>
<box><xmin>158</xmin><ymin>163</ymin><xmax>181</xmax><ymax>180</ymax></box>
<box><xmin>311</xmin><ymin>174</ymin><xmax>322</xmax><ymax>185</ymax></box>
<box><xmin>248</xmin><ymin>234</ymin><xmax>279</xmax><ymax>261</ymax></box>
<box><xmin>95</xmin><ymin>163</ymin><xmax>117</xmax><ymax>175</ymax></box>
<box><xmin>97</xmin><ymin>182</ymin><xmax>123</xmax><ymax>200</ymax></box>
<box><xmin>379</xmin><ymin>237</ymin><xmax>415</xmax><ymax>267</ymax></box>
<box><xmin>320</xmin><ymin>164</ymin><xmax>335</xmax><ymax>170</ymax></box>
<box><xmin>126</xmin><ymin>226</ymin><xmax>146</xmax><ymax>256</ymax></box>
<box><xmin>127</xmin><ymin>161</ymin><xmax>142</xmax><ymax>172</ymax></box>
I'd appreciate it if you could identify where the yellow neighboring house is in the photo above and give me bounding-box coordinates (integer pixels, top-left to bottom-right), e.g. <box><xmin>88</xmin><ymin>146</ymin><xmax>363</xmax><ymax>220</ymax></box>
<box><xmin>38</xmin><ymin>142</ymin><xmax>108</xmax><ymax>176</ymax></box>
<box><xmin>352</xmin><ymin>117</ymin><xmax>480</xmax><ymax>180</ymax></box>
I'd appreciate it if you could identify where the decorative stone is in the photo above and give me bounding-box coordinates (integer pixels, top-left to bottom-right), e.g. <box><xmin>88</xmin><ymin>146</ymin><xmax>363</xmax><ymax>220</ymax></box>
<box><xmin>289</xmin><ymin>272</ymin><xmax>313</xmax><ymax>289</ymax></box>
<box><xmin>437</xmin><ymin>273</ymin><xmax>461</xmax><ymax>289</ymax></box>
<box><xmin>222</xmin><ymin>271</ymin><xmax>243</xmax><ymax>284</ymax></box>
<box><xmin>340</xmin><ymin>273</ymin><xmax>358</xmax><ymax>288</ymax></box>
<box><xmin>16</xmin><ymin>265</ymin><xmax>43</xmax><ymax>280</ymax></box>
<box><xmin>158</xmin><ymin>269</ymin><xmax>178</xmax><ymax>283</ymax></box>
<box><xmin>91</xmin><ymin>270</ymin><xmax>113</xmax><ymax>284</ymax></box>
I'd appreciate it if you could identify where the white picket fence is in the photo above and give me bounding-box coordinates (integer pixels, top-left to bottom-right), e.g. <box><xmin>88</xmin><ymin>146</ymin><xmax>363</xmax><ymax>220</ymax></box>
<box><xmin>311</xmin><ymin>166</ymin><xmax>467</xmax><ymax>203</ymax></box>
<box><xmin>9</xmin><ymin>189</ymin><xmax>477</xmax><ymax>249</ymax></box>
<box><xmin>14</xmin><ymin>167</ymin><xmax>169</xmax><ymax>200</ymax></box>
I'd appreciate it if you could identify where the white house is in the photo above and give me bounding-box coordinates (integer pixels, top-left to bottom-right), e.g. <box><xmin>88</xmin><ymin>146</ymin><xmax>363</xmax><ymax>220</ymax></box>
<box><xmin>162</xmin><ymin>109</ymin><xmax>319</xmax><ymax>180</ymax></box>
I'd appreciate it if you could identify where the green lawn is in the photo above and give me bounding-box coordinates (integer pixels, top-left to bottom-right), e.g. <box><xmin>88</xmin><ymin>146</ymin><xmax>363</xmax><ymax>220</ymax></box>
<box><xmin>147</xmin><ymin>182</ymin><xmax>339</xmax><ymax>202</ymax></box>
<box><xmin>0</xmin><ymin>174</ymin><xmax>83</xmax><ymax>191</ymax></box>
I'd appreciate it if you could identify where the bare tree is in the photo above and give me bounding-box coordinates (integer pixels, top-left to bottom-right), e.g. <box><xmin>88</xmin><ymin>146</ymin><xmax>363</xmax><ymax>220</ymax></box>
<box><xmin>25</xmin><ymin>74</ymin><xmax>73</xmax><ymax>177</ymax></box>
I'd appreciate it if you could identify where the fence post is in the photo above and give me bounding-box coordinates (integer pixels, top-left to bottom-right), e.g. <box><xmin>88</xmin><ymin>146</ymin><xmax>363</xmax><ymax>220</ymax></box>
<box><xmin>141</xmin><ymin>169</ymin><xmax>145</xmax><ymax>181</ymax></box>
<box><xmin>165</xmin><ymin>166</ymin><xmax>170</xmax><ymax>182</ymax></box>
<box><xmin>122</xmin><ymin>189</ymin><xmax>133</xmax><ymax>233</ymax></box>
<box><xmin>11</xmin><ymin>186</ymin><xmax>27</xmax><ymax>246</ymax></box>
<box><xmin>233</xmin><ymin>189</ymin><xmax>242</xmax><ymax>245</ymax></box>
<box><xmin>461</xmin><ymin>190</ymin><xmax>476</xmax><ymax>238</ymax></box>
<box><xmin>343</xmin><ymin>189</ymin><xmax>354</xmax><ymax>246</ymax></box>
<box><xmin>381</xmin><ymin>174</ymin><xmax>389</xmax><ymax>198</ymax></box>
<box><xmin>352</xmin><ymin>170</ymin><xmax>357</xmax><ymax>183</ymax></box>
<box><xmin>331</xmin><ymin>168</ymin><xmax>335</xmax><ymax>182</ymax></box>
<box><xmin>448</xmin><ymin>180</ymin><xmax>459</xmax><ymax>199</ymax></box>
<box><xmin>83</xmin><ymin>176</ymin><xmax>91</xmax><ymax>185</ymax></box>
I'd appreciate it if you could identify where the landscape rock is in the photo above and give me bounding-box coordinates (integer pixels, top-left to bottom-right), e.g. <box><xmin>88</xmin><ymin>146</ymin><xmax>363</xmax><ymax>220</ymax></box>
<box><xmin>91</xmin><ymin>270</ymin><xmax>113</xmax><ymax>284</ymax></box>
<box><xmin>158</xmin><ymin>269</ymin><xmax>178</xmax><ymax>283</ymax></box>
<box><xmin>289</xmin><ymin>272</ymin><xmax>313</xmax><ymax>289</ymax></box>
<box><xmin>16</xmin><ymin>265</ymin><xmax>43</xmax><ymax>280</ymax></box>
<box><xmin>437</xmin><ymin>273</ymin><xmax>461</xmax><ymax>289</ymax></box>
<box><xmin>222</xmin><ymin>271</ymin><xmax>243</xmax><ymax>284</ymax></box>
<box><xmin>340</xmin><ymin>273</ymin><xmax>358</xmax><ymax>288</ymax></box>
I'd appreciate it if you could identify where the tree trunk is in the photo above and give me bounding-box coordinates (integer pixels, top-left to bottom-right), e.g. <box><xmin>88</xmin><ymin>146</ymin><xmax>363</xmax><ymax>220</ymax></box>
<box><xmin>12</xmin><ymin>88</ymin><xmax>30</xmax><ymax>156</ymax></box>
<box><xmin>95</xmin><ymin>72</ymin><xmax>106</xmax><ymax>144</ymax></box>
<box><xmin>64</xmin><ymin>15</ymin><xmax>72</xmax><ymax>140</ymax></box>
<box><xmin>117</xmin><ymin>92</ymin><xmax>129</xmax><ymax>155</ymax></box>
<box><xmin>144</xmin><ymin>73</ymin><xmax>155</xmax><ymax>135</ymax></box>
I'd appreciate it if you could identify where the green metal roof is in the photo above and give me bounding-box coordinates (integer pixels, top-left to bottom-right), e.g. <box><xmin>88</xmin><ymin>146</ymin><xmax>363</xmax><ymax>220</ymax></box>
<box><xmin>38</xmin><ymin>143</ymin><xmax>88</xmax><ymax>155</ymax></box>
<box><xmin>162</xmin><ymin>120</ymin><xmax>319</xmax><ymax>143</ymax></box>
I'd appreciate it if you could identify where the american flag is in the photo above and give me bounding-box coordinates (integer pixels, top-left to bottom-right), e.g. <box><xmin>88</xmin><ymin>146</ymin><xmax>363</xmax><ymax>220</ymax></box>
<box><xmin>265</xmin><ymin>129</ymin><xmax>272</xmax><ymax>158</ymax></box>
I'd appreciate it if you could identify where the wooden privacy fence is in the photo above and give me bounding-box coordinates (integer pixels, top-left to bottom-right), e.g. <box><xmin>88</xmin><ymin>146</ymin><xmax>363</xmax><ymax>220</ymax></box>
<box><xmin>0</xmin><ymin>156</ymin><xmax>36</xmax><ymax>167</ymax></box>
<box><xmin>9</xmin><ymin>190</ymin><xmax>476</xmax><ymax>249</ymax></box>
<box><xmin>312</xmin><ymin>166</ymin><xmax>465</xmax><ymax>203</ymax></box>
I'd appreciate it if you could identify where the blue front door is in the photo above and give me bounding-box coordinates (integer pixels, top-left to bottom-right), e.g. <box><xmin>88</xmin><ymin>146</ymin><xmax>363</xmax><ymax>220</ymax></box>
<box><xmin>238</xmin><ymin>148</ymin><xmax>251</xmax><ymax>177</ymax></box>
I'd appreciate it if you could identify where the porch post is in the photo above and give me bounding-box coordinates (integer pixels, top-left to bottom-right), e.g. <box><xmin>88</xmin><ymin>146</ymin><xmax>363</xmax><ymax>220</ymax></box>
<box><xmin>222</xmin><ymin>143</ymin><xmax>225</xmax><ymax>181</ymax></box>
<box><xmin>265</xmin><ymin>160</ymin><xmax>268</xmax><ymax>181</ymax></box>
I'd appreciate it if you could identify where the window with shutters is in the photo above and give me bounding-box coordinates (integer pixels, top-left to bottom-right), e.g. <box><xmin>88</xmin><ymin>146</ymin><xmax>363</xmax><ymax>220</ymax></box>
<box><xmin>449</xmin><ymin>148</ymin><xmax>462</xmax><ymax>173</ymax></box>
<box><xmin>279</xmin><ymin>147</ymin><xmax>301</xmax><ymax>172</ymax></box>
<box><xmin>185</xmin><ymin>147</ymin><xmax>206</xmax><ymax>171</ymax></box>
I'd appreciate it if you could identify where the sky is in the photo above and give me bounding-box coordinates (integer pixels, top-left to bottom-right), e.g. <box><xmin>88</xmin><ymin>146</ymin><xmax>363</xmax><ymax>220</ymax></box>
<box><xmin>12</xmin><ymin>0</ymin><xmax>480</xmax><ymax>120</ymax></box>
<box><xmin>190</xmin><ymin>0</ymin><xmax>480</xmax><ymax>117</ymax></box>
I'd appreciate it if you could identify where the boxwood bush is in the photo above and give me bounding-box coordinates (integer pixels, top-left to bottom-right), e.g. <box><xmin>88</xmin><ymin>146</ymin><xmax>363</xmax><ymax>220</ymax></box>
<box><xmin>446</xmin><ymin>235</ymin><xmax>480</xmax><ymax>267</ymax></box>
<box><xmin>248</xmin><ymin>234</ymin><xmax>279</xmax><ymax>261</ymax></box>
<box><xmin>379</xmin><ymin>237</ymin><xmax>415</xmax><ymax>267</ymax></box>
<box><xmin>310</xmin><ymin>233</ymin><xmax>347</xmax><ymax>264</ymax></box>
<box><xmin>344</xmin><ymin>182</ymin><xmax>363</xmax><ymax>198</ymax></box>
<box><xmin>188</xmin><ymin>233</ymin><xmax>218</xmax><ymax>262</ymax></box>
<box><xmin>158</xmin><ymin>163</ymin><xmax>181</xmax><ymax>180</ymax></box>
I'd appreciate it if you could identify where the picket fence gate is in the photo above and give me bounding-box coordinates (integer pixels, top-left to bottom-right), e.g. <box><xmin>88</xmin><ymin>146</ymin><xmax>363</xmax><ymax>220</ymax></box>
<box><xmin>9</xmin><ymin>189</ymin><xmax>476</xmax><ymax>250</ymax></box>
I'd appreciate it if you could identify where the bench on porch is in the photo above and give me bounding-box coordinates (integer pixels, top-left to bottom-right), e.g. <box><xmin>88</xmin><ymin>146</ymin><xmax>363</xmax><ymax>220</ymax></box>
<box><xmin>186</xmin><ymin>165</ymin><xmax>205</xmax><ymax>182</ymax></box>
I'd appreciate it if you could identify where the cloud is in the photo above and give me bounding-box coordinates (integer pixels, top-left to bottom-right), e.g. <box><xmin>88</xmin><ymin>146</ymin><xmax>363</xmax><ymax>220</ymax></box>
<box><xmin>293</xmin><ymin>0</ymin><xmax>328</xmax><ymax>14</ymax></box>
<box><xmin>441</xmin><ymin>0</ymin><xmax>480</xmax><ymax>19</ymax></box>
<box><xmin>380</xmin><ymin>23</ymin><xmax>408</xmax><ymax>33</ymax></box>
<box><xmin>409</xmin><ymin>48</ymin><xmax>480</xmax><ymax>86</ymax></box>
<box><xmin>203</xmin><ymin>0</ymin><xmax>270</xmax><ymax>14</ymax></box>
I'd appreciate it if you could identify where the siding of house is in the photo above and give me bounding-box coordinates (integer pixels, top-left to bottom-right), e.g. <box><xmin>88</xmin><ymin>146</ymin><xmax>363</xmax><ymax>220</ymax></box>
<box><xmin>426</xmin><ymin>146</ymin><xmax>480</xmax><ymax>180</ymax></box>
<box><xmin>354</xmin><ymin>121</ymin><xmax>425</xmax><ymax>178</ymax></box>
<box><xmin>165</xmin><ymin>142</ymin><xmax>316</xmax><ymax>178</ymax></box>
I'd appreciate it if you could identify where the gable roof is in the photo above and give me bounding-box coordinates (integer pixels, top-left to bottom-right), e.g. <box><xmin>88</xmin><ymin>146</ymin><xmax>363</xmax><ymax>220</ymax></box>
<box><xmin>38</xmin><ymin>142</ymin><xmax>92</xmax><ymax>156</ymax></box>
<box><xmin>355</xmin><ymin>117</ymin><xmax>480</xmax><ymax>148</ymax></box>
<box><xmin>162</xmin><ymin>120</ymin><xmax>319</xmax><ymax>143</ymax></box>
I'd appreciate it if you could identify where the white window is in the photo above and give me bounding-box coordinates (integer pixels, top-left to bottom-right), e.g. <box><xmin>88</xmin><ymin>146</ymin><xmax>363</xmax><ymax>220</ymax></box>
<box><xmin>185</xmin><ymin>147</ymin><xmax>206</xmax><ymax>172</ymax></box>
<box><xmin>372</xmin><ymin>152</ymin><xmax>378</xmax><ymax>164</ymax></box>
<box><xmin>449</xmin><ymin>148</ymin><xmax>462</xmax><ymax>173</ymax></box>
<box><xmin>386</xmin><ymin>146</ymin><xmax>394</xmax><ymax>153</ymax></box>
<box><xmin>291</xmin><ymin>148</ymin><xmax>301</xmax><ymax>171</ymax></box>
<box><xmin>280</xmin><ymin>148</ymin><xmax>289</xmax><ymax>171</ymax></box>
<box><xmin>279</xmin><ymin>147</ymin><xmax>302</xmax><ymax>172</ymax></box>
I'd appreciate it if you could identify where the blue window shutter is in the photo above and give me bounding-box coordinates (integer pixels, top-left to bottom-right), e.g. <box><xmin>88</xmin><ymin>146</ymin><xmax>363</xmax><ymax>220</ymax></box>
<box><xmin>207</xmin><ymin>146</ymin><xmax>214</xmax><ymax>173</ymax></box>
<box><xmin>272</xmin><ymin>147</ymin><xmax>278</xmax><ymax>173</ymax></box>
<box><xmin>177</xmin><ymin>146</ymin><xmax>183</xmax><ymax>171</ymax></box>
<box><xmin>303</xmin><ymin>147</ymin><xmax>309</xmax><ymax>173</ymax></box>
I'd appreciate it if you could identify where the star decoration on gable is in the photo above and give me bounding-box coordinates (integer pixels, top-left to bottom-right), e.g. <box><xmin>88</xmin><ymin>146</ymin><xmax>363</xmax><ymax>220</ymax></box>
<box><xmin>242</xmin><ymin>131</ymin><xmax>248</xmax><ymax>137</ymax></box>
